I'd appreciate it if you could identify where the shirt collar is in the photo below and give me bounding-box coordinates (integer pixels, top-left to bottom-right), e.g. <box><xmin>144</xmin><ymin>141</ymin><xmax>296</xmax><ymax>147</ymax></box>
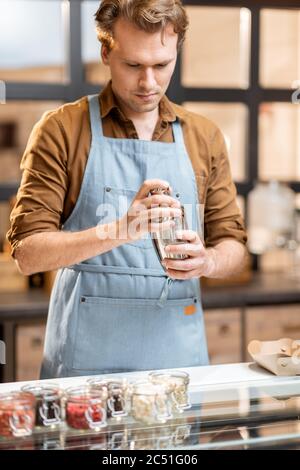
<box><xmin>99</xmin><ymin>80</ymin><xmax>177</xmax><ymax>123</ymax></box>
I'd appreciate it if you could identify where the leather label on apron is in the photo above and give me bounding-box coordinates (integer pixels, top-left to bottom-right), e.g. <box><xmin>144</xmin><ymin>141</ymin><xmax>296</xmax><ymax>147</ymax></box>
<box><xmin>184</xmin><ymin>304</ymin><xmax>197</xmax><ymax>315</ymax></box>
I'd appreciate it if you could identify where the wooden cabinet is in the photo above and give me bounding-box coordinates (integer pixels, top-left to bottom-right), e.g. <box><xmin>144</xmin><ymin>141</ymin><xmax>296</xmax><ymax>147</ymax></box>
<box><xmin>205</xmin><ymin>304</ymin><xmax>300</xmax><ymax>364</ymax></box>
<box><xmin>15</xmin><ymin>323</ymin><xmax>46</xmax><ymax>381</ymax></box>
<box><xmin>204</xmin><ymin>309</ymin><xmax>242</xmax><ymax>364</ymax></box>
<box><xmin>245</xmin><ymin>304</ymin><xmax>300</xmax><ymax>361</ymax></box>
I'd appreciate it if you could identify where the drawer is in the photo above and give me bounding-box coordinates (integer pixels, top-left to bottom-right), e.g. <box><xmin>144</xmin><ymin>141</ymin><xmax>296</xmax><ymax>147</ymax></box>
<box><xmin>204</xmin><ymin>309</ymin><xmax>242</xmax><ymax>364</ymax></box>
<box><xmin>15</xmin><ymin>323</ymin><xmax>46</xmax><ymax>381</ymax></box>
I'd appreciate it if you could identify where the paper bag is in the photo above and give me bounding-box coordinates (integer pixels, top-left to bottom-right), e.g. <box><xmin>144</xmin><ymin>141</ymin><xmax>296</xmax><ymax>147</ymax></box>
<box><xmin>248</xmin><ymin>338</ymin><xmax>300</xmax><ymax>376</ymax></box>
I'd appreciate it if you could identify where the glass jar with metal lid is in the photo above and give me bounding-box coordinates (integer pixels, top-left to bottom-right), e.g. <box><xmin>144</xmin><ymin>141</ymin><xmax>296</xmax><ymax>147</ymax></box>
<box><xmin>21</xmin><ymin>383</ymin><xmax>62</xmax><ymax>427</ymax></box>
<box><xmin>65</xmin><ymin>385</ymin><xmax>107</xmax><ymax>430</ymax></box>
<box><xmin>0</xmin><ymin>391</ymin><xmax>35</xmax><ymax>437</ymax></box>
<box><xmin>149</xmin><ymin>370</ymin><xmax>191</xmax><ymax>412</ymax></box>
<box><xmin>130</xmin><ymin>381</ymin><xmax>172</xmax><ymax>425</ymax></box>
<box><xmin>87</xmin><ymin>377</ymin><xmax>128</xmax><ymax>418</ymax></box>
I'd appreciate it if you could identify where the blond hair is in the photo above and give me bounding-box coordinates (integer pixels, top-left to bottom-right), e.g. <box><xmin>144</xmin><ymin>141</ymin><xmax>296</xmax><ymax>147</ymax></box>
<box><xmin>95</xmin><ymin>0</ymin><xmax>188</xmax><ymax>51</ymax></box>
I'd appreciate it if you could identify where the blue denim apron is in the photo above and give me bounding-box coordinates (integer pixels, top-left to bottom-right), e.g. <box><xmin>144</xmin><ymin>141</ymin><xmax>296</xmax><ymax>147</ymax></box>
<box><xmin>40</xmin><ymin>95</ymin><xmax>209</xmax><ymax>378</ymax></box>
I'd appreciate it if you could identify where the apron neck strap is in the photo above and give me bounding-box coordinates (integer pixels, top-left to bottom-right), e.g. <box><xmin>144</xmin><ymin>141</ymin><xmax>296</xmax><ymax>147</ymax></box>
<box><xmin>88</xmin><ymin>93</ymin><xmax>184</xmax><ymax>146</ymax></box>
<box><xmin>88</xmin><ymin>94</ymin><xmax>104</xmax><ymax>138</ymax></box>
<box><xmin>171</xmin><ymin>119</ymin><xmax>185</xmax><ymax>147</ymax></box>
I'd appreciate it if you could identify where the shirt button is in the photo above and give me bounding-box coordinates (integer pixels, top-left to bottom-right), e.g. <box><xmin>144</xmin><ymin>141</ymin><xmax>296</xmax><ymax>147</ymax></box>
<box><xmin>105</xmin><ymin>187</ymin><xmax>111</xmax><ymax>192</ymax></box>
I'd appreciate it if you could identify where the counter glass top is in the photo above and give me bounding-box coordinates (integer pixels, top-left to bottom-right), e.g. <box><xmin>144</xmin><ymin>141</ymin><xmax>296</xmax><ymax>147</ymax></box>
<box><xmin>1</xmin><ymin>364</ymin><xmax>300</xmax><ymax>450</ymax></box>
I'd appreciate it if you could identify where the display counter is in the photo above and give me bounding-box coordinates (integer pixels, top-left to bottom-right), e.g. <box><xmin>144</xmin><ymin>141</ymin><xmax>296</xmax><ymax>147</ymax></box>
<box><xmin>1</xmin><ymin>362</ymin><xmax>300</xmax><ymax>450</ymax></box>
<box><xmin>2</xmin><ymin>272</ymin><xmax>300</xmax><ymax>383</ymax></box>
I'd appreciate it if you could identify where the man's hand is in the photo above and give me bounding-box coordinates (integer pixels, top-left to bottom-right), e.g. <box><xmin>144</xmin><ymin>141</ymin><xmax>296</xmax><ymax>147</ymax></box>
<box><xmin>162</xmin><ymin>232</ymin><xmax>248</xmax><ymax>280</ymax></box>
<box><xmin>119</xmin><ymin>179</ymin><xmax>182</xmax><ymax>242</ymax></box>
<box><xmin>162</xmin><ymin>230</ymin><xmax>216</xmax><ymax>279</ymax></box>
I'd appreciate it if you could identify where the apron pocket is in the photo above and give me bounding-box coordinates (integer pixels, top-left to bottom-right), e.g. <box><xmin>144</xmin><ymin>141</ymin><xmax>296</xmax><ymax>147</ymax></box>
<box><xmin>72</xmin><ymin>295</ymin><xmax>204</xmax><ymax>372</ymax></box>
<box><xmin>103</xmin><ymin>185</ymin><xmax>153</xmax><ymax>250</ymax></box>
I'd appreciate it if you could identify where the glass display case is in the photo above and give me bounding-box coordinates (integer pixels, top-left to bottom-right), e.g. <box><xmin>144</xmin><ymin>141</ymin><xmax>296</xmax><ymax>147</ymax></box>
<box><xmin>1</xmin><ymin>369</ymin><xmax>300</xmax><ymax>450</ymax></box>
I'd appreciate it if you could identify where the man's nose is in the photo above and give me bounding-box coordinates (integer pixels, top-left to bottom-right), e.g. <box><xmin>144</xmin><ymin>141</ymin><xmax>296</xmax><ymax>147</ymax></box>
<box><xmin>138</xmin><ymin>68</ymin><xmax>156</xmax><ymax>91</ymax></box>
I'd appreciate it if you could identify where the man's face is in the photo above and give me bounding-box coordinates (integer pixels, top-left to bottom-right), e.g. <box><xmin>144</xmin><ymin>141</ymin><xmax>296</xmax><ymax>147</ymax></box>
<box><xmin>101</xmin><ymin>18</ymin><xmax>178</xmax><ymax>116</ymax></box>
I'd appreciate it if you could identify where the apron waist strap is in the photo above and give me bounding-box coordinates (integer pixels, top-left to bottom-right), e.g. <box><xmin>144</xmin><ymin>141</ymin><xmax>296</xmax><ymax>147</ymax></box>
<box><xmin>66</xmin><ymin>263</ymin><xmax>165</xmax><ymax>277</ymax></box>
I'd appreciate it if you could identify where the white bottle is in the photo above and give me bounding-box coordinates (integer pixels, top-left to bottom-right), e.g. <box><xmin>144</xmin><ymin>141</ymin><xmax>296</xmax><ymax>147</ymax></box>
<box><xmin>247</xmin><ymin>181</ymin><xmax>295</xmax><ymax>254</ymax></box>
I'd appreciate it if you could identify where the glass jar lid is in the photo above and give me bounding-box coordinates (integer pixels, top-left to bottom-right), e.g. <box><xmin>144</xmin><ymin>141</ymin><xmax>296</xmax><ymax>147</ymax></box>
<box><xmin>149</xmin><ymin>371</ymin><xmax>191</xmax><ymax>411</ymax></box>
<box><xmin>149</xmin><ymin>370</ymin><xmax>190</xmax><ymax>386</ymax></box>
<box><xmin>65</xmin><ymin>385</ymin><xmax>107</xmax><ymax>402</ymax></box>
<box><xmin>0</xmin><ymin>391</ymin><xmax>35</xmax><ymax>410</ymax></box>
<box><xmin>88</xmin><ymin>377</ymin><xmax>127</xmax><ymax>392</ymax></box>
<box><xmin>21</xmin><ymin>383</ymin><xmax>61</xmax><ymax>401</ymax></box>
<box><xmin>131</xmin><ymin>381</ymin><xmax>169</xmax><ymax>396</ymax></box>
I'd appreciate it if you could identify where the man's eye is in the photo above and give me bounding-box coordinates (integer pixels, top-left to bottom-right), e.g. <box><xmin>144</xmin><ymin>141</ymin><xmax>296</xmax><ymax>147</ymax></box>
<box><xmin>156</xmin><ymin>64</ymin><xmax>167</xmax><ymax>68</ymax></box>
<box><xmin>127</xmin><ymin>64</ymin><xmax>139</xmax><ymax>68</ymax></box>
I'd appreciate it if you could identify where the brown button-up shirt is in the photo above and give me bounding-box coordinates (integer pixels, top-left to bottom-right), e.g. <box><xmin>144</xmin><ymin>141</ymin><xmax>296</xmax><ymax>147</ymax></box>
<box><xmin>7</xmin><ymin>81</ymin><xmax>247</xmax><ymax>258</ymax></box>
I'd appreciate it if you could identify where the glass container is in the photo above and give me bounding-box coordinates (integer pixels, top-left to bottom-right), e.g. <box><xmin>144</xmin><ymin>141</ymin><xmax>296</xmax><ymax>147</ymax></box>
<box><xmin>149</xmin><ymin>370</ymin><xmax>191</xmax><ymax>412</ymax></box>
<box><xmin>87</xmin><ymin>377</ymin><xmax>128</xmax><ymax>418</ymax></box>
<box><xmin>0</xmin><ymin>391</ymin><xmax>35</xmax><ymax>437</ymax></box>
<box><xmin>21</xmin><ymin>383</ymin><xmax>62</xmax><ymax>427</ymax></box>
<box><xmin>149</xmin><ymin>187</ymin><xmax>189</xmax><ymax>264</ymax></box>
<box><xmin>130</xmin><ymin>381</ymin><xmax>172</xmax><ymax>425</ymax></box>
<box><xmin>65</xmin><ymin>386</ymin><xmax>107</xmax><ymax>430</ymax></box>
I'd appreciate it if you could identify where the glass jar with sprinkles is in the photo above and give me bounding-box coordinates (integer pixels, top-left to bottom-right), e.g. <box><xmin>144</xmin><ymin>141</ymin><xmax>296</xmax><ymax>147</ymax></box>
<box><xmin>65</xmin><ymin>386</ymin><xmax>107</xmax><ymax>430</ymax></box>
<box><xmin>88</xmin><ymin>377</ymin><xmax>128</xmax><ymax>418</ymax></box>
<box><xmin>0</xmin><ymin>391</ymin><xmax>35</xmax><ymax>437</ymax></box>
<box><xmin>148</xmin><ymin>370</ymin><xmax>191</xmax><ymax>412</ymax></box>
<box><xmin>21</xmin><ymin>383</ymin><xmax>62</xmax><ymax>427</ymax></box>
<box><xmin>130</xmin><ymin>381</ymin><xmax>172</xmax><ymax>425</ymax></box>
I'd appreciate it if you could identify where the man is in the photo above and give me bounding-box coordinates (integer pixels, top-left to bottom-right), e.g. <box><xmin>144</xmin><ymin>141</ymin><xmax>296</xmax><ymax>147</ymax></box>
<box><xmin>7</xmin><ymin>0</ymin><xmax>247</xmax><ymax>378</ymax></box>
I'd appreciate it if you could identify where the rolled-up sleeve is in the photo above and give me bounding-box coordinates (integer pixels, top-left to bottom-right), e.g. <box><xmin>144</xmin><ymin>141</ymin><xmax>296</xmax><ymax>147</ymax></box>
<box><xmin>204</xmin><ymin>127</ymin><xmax>247</xmax><ymax>247</ymax></box>
<box><xmin>6</xmin><ymin>112</ymin><xmax>68</xmax><ymax>258</ymax></box>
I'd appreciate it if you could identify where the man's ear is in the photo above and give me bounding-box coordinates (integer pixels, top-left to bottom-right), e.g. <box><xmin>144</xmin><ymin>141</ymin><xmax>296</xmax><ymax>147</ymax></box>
<box><xmin>101</xmin><ymin>45</ymin><xmax>110</xmax><ymax>65</ymax></box>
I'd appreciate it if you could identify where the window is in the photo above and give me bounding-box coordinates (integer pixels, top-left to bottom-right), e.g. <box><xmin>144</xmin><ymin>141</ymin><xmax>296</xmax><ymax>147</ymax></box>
<box><xmin>260</xmin><ymin>9</ymin><xmax>300</xmax><ymax>89</ymax></box>
<box><xmin>82</xmin><ymin>0</ymin><xmax>111</xmax><ymax>84</ymax></box>
<box><xmin>183</xmin><ymin>102</ymin><xmax>248</xmax><ymax>182</ymax></box>
<box><xmin>0</xmin><ymin>101</ymin><xmax>62</xmax><ymax>185</ymax></box>
<box><xmin>182</xmin><ymin>7</ymin><xmax>251</xmax><ymax>89</ymax></box>
<box><xmin>0</xmin><ymin>0</ymin><xmax>67</xmax><ymax>83</ymax></box>
<box><xmin>259</xmin><ymin>102</ymin><xmax>300</xmax><ymax>181</ymax></box>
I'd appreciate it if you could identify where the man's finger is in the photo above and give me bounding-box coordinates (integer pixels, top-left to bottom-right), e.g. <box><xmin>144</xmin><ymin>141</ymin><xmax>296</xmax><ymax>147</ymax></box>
<box><xmin>134</xmin><ymin>179</ymin><xmax>172</xmax><ymax>200</ymax></box>
<box><xmin>138</xmin><ymin>194</ymin><xmax>180</xmax><ymax>209</ymax></box>
<box><xmin>137</xmin><ymin>207</ymin><xmax>182</xmax><ymax>222</ymax></box>
<box><xmin>165</xmin><ymin>243</ymin><xmax>204</xmax><ymax>257</ymax></box>
<box><xmin>163</xmin><ymin>257</ymin><xmax>204</xmax><ymax>271</ymax></box>
<box><xmin>175</xmin><ymin>230</ymin><xmax>201</xmax><ymax>243</ymax></box>
<box><xmin>165</xmin><ymin>267</ymin><xmax>200</xmax><ymax>280</ymax></box>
